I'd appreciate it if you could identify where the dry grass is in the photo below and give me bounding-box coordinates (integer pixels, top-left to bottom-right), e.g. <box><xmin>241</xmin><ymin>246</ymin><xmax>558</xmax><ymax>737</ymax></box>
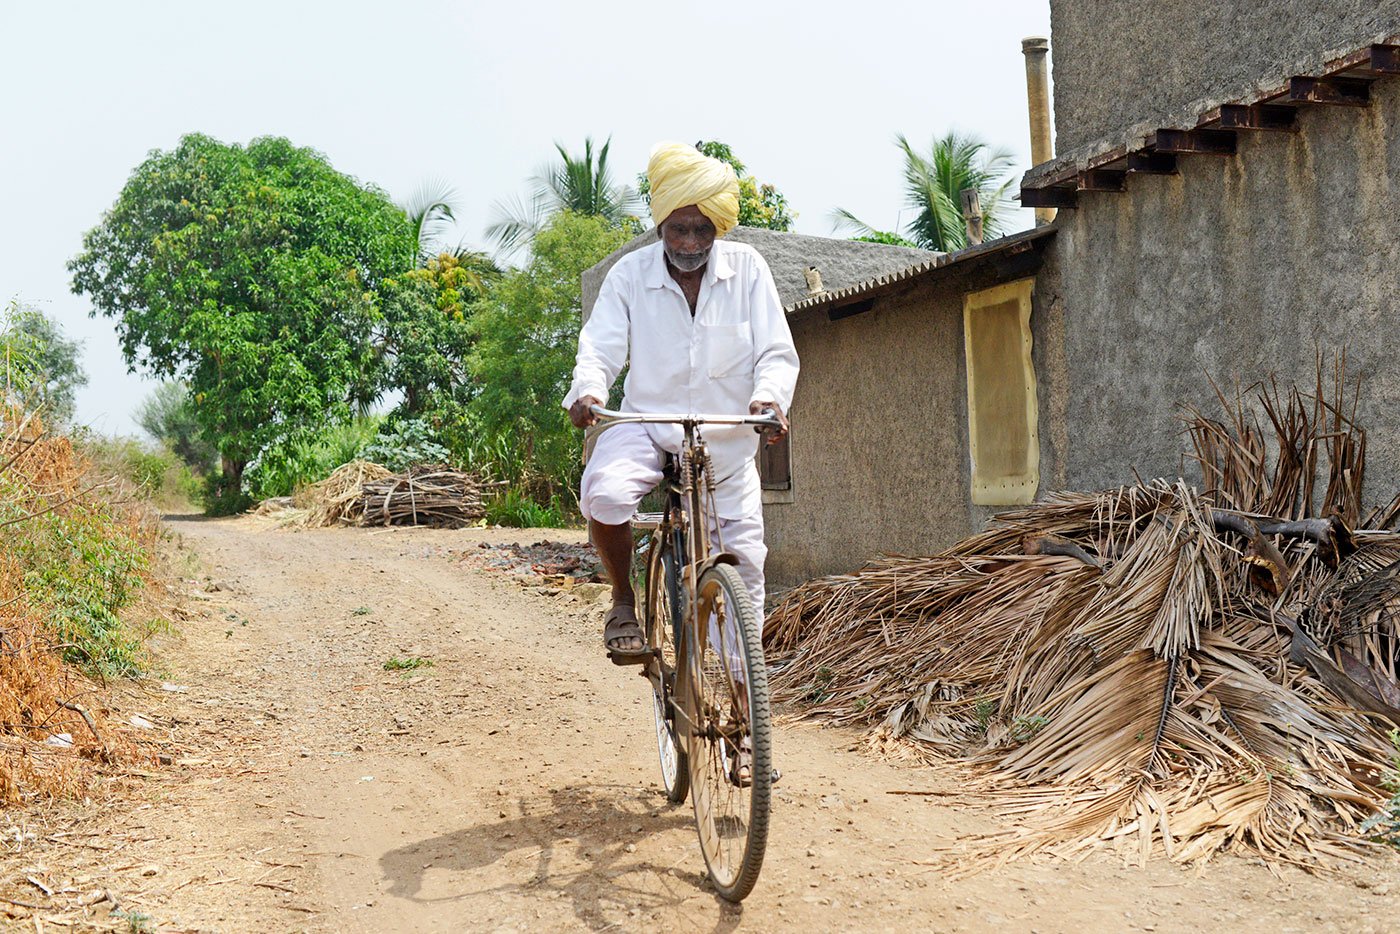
<box><xmin>768</xmin><ymin>360</ymin><xmax>1400</xmax><ymax>870</ymax></box>
<box><xmin>292</xmin><ymin>460</ymin><xmax>393</xmax><ymax>528</ymax></box>
<box><xmin>0</xmin><ymin>408</ymin><xmax>157</xmax><ymax>806</ymax></box>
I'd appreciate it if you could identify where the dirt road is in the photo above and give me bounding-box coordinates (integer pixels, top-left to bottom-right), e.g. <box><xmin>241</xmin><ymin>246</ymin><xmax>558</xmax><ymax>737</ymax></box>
<box><xmin>9</xmin><ymin>516</ymin><xmax>1399</xmax><ymax>932</ymax></box>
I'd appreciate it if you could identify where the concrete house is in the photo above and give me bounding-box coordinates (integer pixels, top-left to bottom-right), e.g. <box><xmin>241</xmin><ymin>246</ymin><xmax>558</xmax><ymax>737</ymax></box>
<box><xmin>581</xmin><ymin>3</ymin><xmax>1400</xmax><ymax>593</ymax></box>
<box><xmin>1022</xmin><ymin>2</ymin><xmax>1400</xmax><ymax>497</ymax></box>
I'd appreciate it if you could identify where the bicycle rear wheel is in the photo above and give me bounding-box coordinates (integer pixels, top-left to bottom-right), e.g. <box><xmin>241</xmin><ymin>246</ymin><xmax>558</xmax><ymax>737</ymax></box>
<box><xmin>683</xmin><ymin>562</ymin><xmax>772</xmax><ymax>902</ymax></box>
<box><xmin>644</xmin><ymin>535</ymin><xmax>688</xmax><ymax>803</ymax></box>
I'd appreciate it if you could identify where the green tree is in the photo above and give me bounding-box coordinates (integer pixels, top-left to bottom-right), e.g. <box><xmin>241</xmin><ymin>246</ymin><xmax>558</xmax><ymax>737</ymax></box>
<box><xmin>135</xmin><ymin>380</ymin><xmax>218</xmax><ymax>473</ymax></box>
<box><xmin>467</xmin><ymin>212</ymin><xmax>630</xmax><ymax>497</ymax></box>
<box><xmin>376</xmin><ymin>251</ymin><xmax>500</xmax><ymax>444</ymax></box>
<box><xmin>1</xmin><ymin>301</ymin><xmax>87</xmax><ymax>425</ymax></box>
<box><xmin>638</xmin><ymin>140</ymin><xmax>796</xmax><ymax>232</ymax></box>
<box><xmin>1</xmin><ymin>300</ymin><xmax>42</xmax><ymax>409</ymax></box>
<box><xmin>487</xmin><ymin>136</ymin><xmax>642</xmax><ymax>256</ymax></box>
<box><xmin>833</xmin><ymin>132</ymin><xmax>1016</xmax><ymax>252</ymax></box>
<box><xmin>68</xmin><ymin>133</ymin><xmax>415</xmax><ymax>504</ymax></box>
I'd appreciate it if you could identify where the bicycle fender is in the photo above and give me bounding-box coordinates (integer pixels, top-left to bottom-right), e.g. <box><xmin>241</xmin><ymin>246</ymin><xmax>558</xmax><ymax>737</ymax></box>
<box><xmin>697</xmin><ymin>552</ymin><xmax>740</xmax><ymax>575</ymax></box>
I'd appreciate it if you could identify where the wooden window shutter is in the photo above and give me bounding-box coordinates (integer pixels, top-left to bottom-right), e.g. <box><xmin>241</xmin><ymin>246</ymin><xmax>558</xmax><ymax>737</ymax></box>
<box><xmin>963</xmin><ymin>279</ymin><xmax>1039</xmax><ymax>505</ymax></box>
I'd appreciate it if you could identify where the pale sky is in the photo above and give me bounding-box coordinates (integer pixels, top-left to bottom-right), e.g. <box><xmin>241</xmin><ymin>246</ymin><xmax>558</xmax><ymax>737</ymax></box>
<box><xmin>0</xmin><ymin>0</ymin><xmax>1052</xmax><ymax>437</ymax></box>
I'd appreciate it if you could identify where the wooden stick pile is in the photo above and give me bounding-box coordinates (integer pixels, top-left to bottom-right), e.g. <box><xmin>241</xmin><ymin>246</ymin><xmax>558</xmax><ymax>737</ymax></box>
<box><xmin>358</xmin><ymin>465</ymin><xmax>486</xmax><ymax>528</ymax></box>
<box><xmin>767</xmin><ymin>359</ymin><xmax>1400</xmax><ymax>871</ymax></box>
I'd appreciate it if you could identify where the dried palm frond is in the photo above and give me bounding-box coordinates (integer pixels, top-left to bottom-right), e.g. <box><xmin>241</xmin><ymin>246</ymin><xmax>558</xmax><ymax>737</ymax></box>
<box><xmin>769</xmin><ymin>362</ymin><xmax>1400</xmax><ymax>871</ymax></box>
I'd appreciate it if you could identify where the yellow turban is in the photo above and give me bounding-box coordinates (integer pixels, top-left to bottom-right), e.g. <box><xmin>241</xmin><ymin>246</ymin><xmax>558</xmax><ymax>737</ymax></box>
<box><xmin>647</xmin><ymin>142</ymin><xmax>741</xmax><ymax>238</ymax></box>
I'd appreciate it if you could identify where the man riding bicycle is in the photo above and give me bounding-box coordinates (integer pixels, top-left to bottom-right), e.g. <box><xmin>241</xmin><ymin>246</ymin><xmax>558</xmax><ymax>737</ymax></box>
<box><xmin>565</xmin><ymin>141</ymin><xmax>800</xmax><ymax>664</ymax></box>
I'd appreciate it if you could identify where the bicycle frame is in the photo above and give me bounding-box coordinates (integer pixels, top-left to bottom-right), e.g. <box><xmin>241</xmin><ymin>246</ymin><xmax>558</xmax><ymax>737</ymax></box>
<box><xmin>589</xmin><ymin>405</ymin><xmax>778</xmax><ymax>716</ymax></box>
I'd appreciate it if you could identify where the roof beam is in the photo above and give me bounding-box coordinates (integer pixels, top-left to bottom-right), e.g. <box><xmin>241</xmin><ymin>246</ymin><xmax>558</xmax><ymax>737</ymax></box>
<box><xmin>1019</xmin><ymin>186</ymin><xmax>1078</xmax><ymax>209</ymax></box>
<box><xmin>1079</xmin><ymin>169</ymin><xmax>1126</xmax><ymax>192</ymax></box>
<box><xmin>1219</xmin><ymin>103</ymin><xmax>1298</xmax><ymax>131</ymax></box>
<box><xmin>1288</xmin><ymin>75</ymin><xmax>1370</xmax><ymax>105</ymax></box>
<box><xmin>1364</xmin><ymin>44</ymin><xmax>1400</xmax><ymax>74</ymax></box>
<box><xmin>1151</xmin><ymin>128</ymin><xmax>1237</xmax><ymax>155</ymax></box>
<box><xmin>1125</xmin><ymin>152</ymin><xmax>1178</xmax><ymax>175</ymax></box>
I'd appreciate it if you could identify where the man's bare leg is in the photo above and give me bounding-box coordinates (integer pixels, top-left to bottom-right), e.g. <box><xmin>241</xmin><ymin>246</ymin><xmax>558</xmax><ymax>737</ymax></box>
<box><xmin>590</xmin><ymin>519</ymin><xmax>643</xmax><ymax>652</ymax></box>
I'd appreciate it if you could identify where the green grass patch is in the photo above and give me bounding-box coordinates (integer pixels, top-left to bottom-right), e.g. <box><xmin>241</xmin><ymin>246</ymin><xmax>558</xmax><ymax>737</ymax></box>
<box><xmin>383</xmin><ymin>656</ymin><xmax>433</xmax><ymax>671</ymax></box>
<box><xmin>485</xmin><ymin>487</ymin><xmax>568</xmax><ymax>528</ymax></box>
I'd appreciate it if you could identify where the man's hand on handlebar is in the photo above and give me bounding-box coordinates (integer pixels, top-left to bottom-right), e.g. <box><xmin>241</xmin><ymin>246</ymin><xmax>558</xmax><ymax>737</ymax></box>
<box><xmin>750</xmin><ymin>400</ymin><xmax>788</xmax><ymax>445</ymax></box>
<box><xmin>569</xmin><ymin>395</ymin><xmax>604</xmax><ymax>429</ymax></box>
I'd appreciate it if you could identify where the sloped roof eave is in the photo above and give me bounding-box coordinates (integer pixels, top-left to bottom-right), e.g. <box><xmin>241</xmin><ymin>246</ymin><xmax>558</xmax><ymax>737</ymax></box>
<box><xmin>783</xmin><ymin>225</ymin><xmax>1057</xmax><ymax>316</ymax></box>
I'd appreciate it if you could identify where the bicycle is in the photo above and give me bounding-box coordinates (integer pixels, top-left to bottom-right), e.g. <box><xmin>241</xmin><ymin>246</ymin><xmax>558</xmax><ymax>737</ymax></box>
<box><xmin>589</xmin><ymin>404</ymin><xmax>778</xmax><ymax>903</ymax></box>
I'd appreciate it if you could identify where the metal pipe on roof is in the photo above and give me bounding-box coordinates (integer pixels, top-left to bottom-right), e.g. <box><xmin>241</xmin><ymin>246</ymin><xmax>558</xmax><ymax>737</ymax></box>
<box><xmin>1022</xmin><ymin>36</ymin><xmax>1056</xmax><ymax>225</ymax></box>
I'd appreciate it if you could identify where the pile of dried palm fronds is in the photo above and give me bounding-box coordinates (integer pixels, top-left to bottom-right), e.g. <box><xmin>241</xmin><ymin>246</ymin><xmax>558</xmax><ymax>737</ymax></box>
<box><xmin>768</xmin><ymin>359</ymin><xmax>1400</xmax><ymax>869</ymax></box>
<box><xmin>358</xmin><ymin>464</ymin><xmax>487</xmax><ymax>528</ymax></box>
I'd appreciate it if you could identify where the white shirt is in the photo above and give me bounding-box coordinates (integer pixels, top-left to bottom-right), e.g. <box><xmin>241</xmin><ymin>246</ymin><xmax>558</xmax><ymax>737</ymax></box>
<box><xmin>563</xmin><ymin>239</ymin><xmax>800</xmax><ymax>519</ymax></box>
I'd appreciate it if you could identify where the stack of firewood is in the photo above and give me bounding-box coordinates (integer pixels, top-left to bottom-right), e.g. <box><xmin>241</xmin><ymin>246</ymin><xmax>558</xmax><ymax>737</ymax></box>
<box><xmin>358</xmin><ymin>465</ymin><xmax>486</xmax><ymax>528</ymax></box>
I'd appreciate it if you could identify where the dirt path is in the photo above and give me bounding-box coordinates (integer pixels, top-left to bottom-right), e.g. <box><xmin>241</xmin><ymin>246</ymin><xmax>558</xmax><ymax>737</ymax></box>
<box><xmin>7</xmin><ymin>515</ymin><xmax>1399</xmax><ymax>932</ymax></box>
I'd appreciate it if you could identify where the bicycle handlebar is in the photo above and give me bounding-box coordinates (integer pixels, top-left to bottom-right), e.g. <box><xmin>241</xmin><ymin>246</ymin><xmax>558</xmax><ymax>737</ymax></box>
<box><xmin>588</xmin><ymin>404</ymin><xmax>781</xmax><ymax>429</ymax></box>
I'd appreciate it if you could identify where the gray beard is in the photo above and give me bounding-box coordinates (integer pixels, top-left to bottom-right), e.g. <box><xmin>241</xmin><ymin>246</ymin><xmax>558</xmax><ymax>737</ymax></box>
<box><xmin>665</xmin><ymin>245</ymin><xmax>710</xmax><ymax>273</ymax></box>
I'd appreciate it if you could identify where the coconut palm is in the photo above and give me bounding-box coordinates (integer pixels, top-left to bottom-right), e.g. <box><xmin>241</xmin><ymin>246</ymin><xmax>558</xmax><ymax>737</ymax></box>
<box><xmin>833</xmin><ymin>132</ymin><xmax>1017</xmax><ymax>253</ymax></box>
<box><xmin>486</xmin><ymin>136</ymin><xmax>641</xmax><ymax>258</ymax></box>
<box><xmin>401</xmin><ymin>178</ymin><xmax>462</xmax><ymax>265</ymax></box>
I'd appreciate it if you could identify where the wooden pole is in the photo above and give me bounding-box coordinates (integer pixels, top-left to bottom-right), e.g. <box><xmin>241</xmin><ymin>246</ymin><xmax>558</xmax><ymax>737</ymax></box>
<box><xmin>959</xmin><ymin>188</ymin><xmax>984</xmax><ymax>246</ymax></box>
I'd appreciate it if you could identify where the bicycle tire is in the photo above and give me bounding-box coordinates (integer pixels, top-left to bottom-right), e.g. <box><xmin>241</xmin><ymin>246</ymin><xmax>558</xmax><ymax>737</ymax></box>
<box><xmin>683</xmin><ymin>562</ymin><xmax>772</xmax><ymax>902</ymax></box>
<box><xmin>644</xmin><ymin>534</ymin><xmax>689</xmax><ymax>804</ymax></box>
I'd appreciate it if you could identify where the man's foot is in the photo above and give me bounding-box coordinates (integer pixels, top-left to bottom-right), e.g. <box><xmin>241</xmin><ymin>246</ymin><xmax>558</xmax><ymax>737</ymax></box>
<box><xmin>603</xmin><ymin>604</ymin><xmax>649</xmax><ymax>666</ymax></box>
<box><xmin>729</xmin><ymin>737</ymin><xmax>754</xmax><ymax>787</ymax></box>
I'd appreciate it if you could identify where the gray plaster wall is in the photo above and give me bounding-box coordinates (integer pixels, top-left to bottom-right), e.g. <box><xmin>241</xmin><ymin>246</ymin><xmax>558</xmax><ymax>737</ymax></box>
<box><xmin>1039</xmin><ymin>76</ymin><xmax>1400</xmax><ymax>505</ymax></box>
<box><xmin>1049</xmin><ymin>0</ymin><xmax>1400</xmax><ymax>160</ymax></box>
<box><xmin>764</xmin><ymin>276</ymin><xmax>980</xmax><ymax>590</ymax></box>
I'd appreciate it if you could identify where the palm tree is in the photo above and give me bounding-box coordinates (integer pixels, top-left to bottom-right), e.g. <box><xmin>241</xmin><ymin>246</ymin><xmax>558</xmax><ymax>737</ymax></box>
<box><xmin>486</xmin><ymin>136</ymin><xmax>641</xmax><ymax>258</ymax></box>
<box><xmin>401</xmin><ymin>178</ymin><xmax>462</xmax><ymax>265</ymax></box>
<box><xmin>833</xmin><ymin>132</ymin><xmax>1017</xmax><ymax>253</ymax></box>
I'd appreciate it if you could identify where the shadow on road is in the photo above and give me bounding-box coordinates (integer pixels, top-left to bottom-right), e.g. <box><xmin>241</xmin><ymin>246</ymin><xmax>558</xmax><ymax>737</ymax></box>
<box><xmin>379</xmin><ymin>782</ymin><xmax>745</xmax><ymax>930</ymax></box>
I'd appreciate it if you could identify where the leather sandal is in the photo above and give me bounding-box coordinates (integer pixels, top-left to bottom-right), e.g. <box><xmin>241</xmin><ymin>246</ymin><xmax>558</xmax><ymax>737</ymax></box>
<box><xmin>603</xmin><ymin>604</ymin><xmax>650</xmax><ymax>666</ymax></box>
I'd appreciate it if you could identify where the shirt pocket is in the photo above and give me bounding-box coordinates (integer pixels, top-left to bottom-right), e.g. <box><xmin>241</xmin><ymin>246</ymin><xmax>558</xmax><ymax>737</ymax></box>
<box><xmin>702</xmin><ymin>323</ymin><xmax>753</xmax><ymax>379</ymax></box>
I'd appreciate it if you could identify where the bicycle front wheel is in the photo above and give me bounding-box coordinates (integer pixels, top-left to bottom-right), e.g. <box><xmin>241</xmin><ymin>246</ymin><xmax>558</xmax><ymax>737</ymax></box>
<box><xmin>683</xmin><ymin>562</ymin><xmax>772</xmax><ymax>902</ymax></box>
<box><xmin>645</xmin><ymin>535</ymin><xmax>688</xmax><ymax>804</ymax></box>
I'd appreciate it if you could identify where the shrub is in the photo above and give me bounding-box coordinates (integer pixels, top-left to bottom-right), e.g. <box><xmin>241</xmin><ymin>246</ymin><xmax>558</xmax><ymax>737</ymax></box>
<box><xmin>356</xmin><ymin>418</ymin><xmax>453</xmax><ymax>472</ymax></box>
<box><xmin>485</xmin><ymin>486</ymin><xmax>567</xmax><ymax>528</ymax></box>
<box><xmin>1362</xmin><ymin>729</ymin><xmax>1400</xmax><ymax>848</ymax></box>
<box><xmin>73</xmin><ymin>433</ymin><xmax>200</xmax><ymax>512</ymax></box>
<box><xmin>202</xmin><ymin>473</ymin><xmax>254</xmax><ymax>516</ymax></box>
<box><xmin>0</xmin><ymin>433</ymin><xmax>162</xmax><ymax>677</ymax></box>
<box><xmin>243</xmin><ymin>417</ymin><xmax>383</xmax><ymax>500</ymax></box>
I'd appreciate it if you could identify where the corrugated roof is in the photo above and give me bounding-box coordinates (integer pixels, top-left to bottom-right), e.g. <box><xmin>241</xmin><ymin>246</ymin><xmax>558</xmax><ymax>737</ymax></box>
<box><xmin>784</xmin><ymin>225</ymin><xmax>1057</xmax><ymax>315</ymax></box>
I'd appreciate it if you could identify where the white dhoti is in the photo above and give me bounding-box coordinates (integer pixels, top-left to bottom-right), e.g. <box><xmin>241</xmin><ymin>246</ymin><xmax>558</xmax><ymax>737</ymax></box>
<box><xmin>580</xmin><ymin>422</ymin><xmax>768</xmax><ymax>615</ymax></box>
